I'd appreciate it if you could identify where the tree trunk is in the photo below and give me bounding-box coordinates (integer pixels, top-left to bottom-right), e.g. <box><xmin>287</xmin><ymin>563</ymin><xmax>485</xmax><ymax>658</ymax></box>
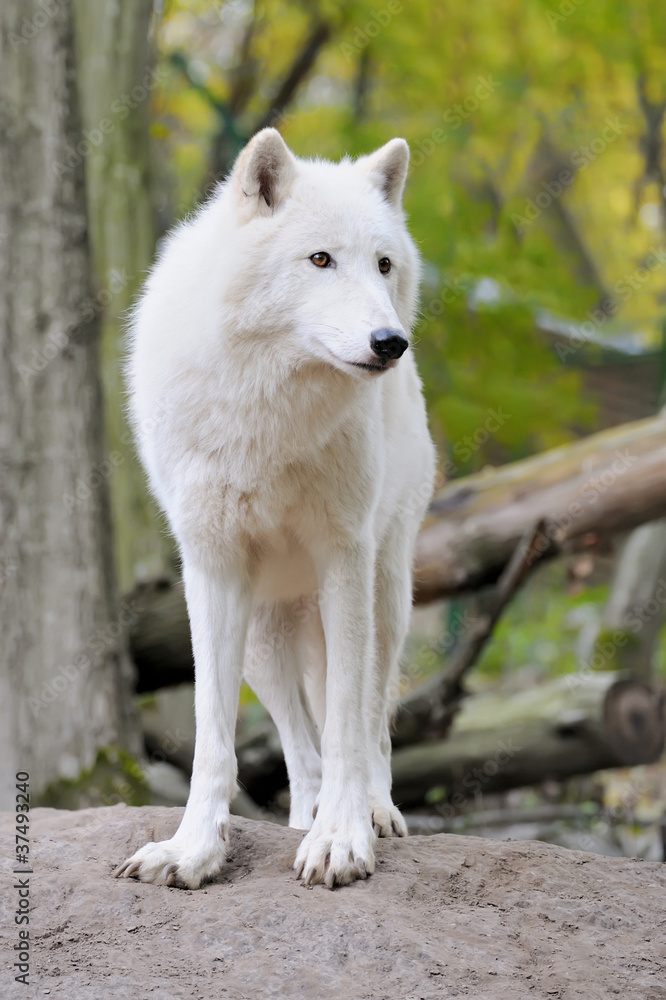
<box><xmin>71</xmin><ymin>0</ymin><xmax>173</xmax><ymax>591</ymax></box>
<box><xmin>588</xmin><ymin>519</ymin><xmax>666</xmax><ymax>680</ymax></box>
<box><xmin>0</xmin><ymin>0</ymin><xmax>139</xmax><ymax>809</ymax></box>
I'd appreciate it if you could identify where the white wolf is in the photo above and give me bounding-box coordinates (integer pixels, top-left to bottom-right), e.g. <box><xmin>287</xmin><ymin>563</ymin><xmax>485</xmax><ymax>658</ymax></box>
<box><xmin>115</xmin><ymin>129</ymin><xmax>435</xmax><ymax>889</ymax></box>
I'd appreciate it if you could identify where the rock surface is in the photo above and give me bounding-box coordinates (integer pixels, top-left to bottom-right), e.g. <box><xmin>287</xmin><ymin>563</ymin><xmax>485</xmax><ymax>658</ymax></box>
<box><xmin>1</xmin><ymin>805</ymin><xmax>664</xmax><ymax>999</ymax></box>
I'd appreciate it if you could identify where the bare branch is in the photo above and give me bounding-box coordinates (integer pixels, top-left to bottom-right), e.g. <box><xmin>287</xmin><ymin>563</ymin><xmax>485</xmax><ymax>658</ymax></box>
<box><xmin>253</xmin><ymin>20</ymin><xmax>331</xmax><ymax>132</ymax></box>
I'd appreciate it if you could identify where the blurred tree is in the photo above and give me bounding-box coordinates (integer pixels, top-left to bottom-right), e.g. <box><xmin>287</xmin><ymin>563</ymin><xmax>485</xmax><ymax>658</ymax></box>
<box><xmin>0</xmin><ymin>0</ymin><xmax>140</xmax><ymax>808</ymax></box>
<box><xmin>72</xmin><ymin>0</ymin><xmax>174</xmax><ymax>591</ymax></box>
<box><xmin>151</xmin><ymin>0</ymin><xmax>666</xmax><ymax>473</ymax></box>
<box><xmin>591</xmin><ymin>519</ymin><xmax>666</xmax><ymax>679</ymax></box>
<box><xmin>153</xmin><ymin>0</ymin><xmax>344</xmax><ymax>219</ymax></box>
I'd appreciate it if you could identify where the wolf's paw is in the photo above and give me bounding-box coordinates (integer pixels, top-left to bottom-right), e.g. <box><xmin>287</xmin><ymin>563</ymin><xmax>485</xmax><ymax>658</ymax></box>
<box><xmin>294</xmin><ymin>820</ymin><xmax>375</xmax><ymax>889</ymax></box>
<box><xmin>371</xmin><ymin>801</ymin><xmax>408</xmax><ymax>838</ymax></box>
<box><xmin>113</xmin><ymin>830</ymin><xmax>228</xmax><ymax>889</ymax></box>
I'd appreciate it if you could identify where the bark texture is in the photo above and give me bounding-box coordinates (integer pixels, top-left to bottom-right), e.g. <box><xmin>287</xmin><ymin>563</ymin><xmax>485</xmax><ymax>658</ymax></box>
<box><xmin>0</xmin><ymin>0</ymin><xmax>138</xmax><ymax>808</ymax></box>
<box><xmin>415</xmin><ymin>412</ymin><xmax>666</xmax><ymax>602</ymax></box>
<box><xmin>71</xmin><ymin>0</ymin><xmax>172</xmax><ymax>590</ymax></box>
<box><xmin>590</xmin><ymin>519</ymin><xmax>666</xmax><ymax>680</ymax></box>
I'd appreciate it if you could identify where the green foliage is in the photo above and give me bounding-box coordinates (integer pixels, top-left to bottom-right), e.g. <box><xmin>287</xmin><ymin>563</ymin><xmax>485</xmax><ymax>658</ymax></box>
<box><xmin>37</xmin><ymin>747</ymin><xmax>150</xmax><ymax>810</ymax></box>
<box><xmin>151</xmin><ymin>0</ymin><xmax>666</xmax><ymax>466</ymax></box>
<box><xmin>655</xmin><ymin>623</ymin><xmax>666</xmax><ymax>678</ymax></box>
<box><xmin>474</xmin><ymin>565</ymin><xmax>609</xmax><ymax>679</ymax></box>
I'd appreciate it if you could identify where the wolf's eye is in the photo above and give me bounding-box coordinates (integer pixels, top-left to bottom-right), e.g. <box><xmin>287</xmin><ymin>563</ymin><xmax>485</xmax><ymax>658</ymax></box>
<box><xmin>310</xmin><ymin>252</ymin><xmax>332</xmax><ymax>268</ymax></box>
<box><xmin>378</xmin><ymin>257</ymin><xmax>391</xmax><ymax>274</ymax></box>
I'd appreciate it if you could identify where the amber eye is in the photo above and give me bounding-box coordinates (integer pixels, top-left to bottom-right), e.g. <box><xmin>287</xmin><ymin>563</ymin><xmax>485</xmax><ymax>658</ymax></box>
<box><xmin>310</xmin><ymin>252</ymin><xmax>332</xmax><ymax>268</ymax></box>
<box><xmin>378</xmin><ymin>257</ymin><xmax>391</xmax><ymax>274</ymax></box>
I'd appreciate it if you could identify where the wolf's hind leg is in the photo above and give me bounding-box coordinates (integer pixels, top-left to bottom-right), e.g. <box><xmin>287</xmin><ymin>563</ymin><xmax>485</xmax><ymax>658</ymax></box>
<box><xmin>294</xmin><ymin>543</ymin><xmax>376</xmax><ymax>888</ymax></box>
<box><xmin>243</xmin><ymin>601</ymin><xmax>322</xmax><ymax>830</ymax></box>
<box><xmin>368</xmin><ymin>527</ymin><xmax>415</xmax><ymax>838</ymax></box>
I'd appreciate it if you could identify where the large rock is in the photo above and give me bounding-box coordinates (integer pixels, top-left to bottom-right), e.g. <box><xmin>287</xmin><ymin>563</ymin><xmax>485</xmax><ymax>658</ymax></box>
<box><xmin>1</xmin><ymin>805</ymin><xmax>664</xmax><ymax>999</ymax></box>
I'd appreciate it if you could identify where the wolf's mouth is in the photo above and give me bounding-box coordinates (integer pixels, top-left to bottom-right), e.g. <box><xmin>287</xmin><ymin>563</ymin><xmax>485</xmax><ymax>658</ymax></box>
<box><xmin>321</xmin><ymin>346</ymin><xmax>396</xmax><ymax>375</ymax></box>
<box><xmin>348</xmin><ymin>360</ymin><xmax>394</xmax><ymax>373</ymax></box>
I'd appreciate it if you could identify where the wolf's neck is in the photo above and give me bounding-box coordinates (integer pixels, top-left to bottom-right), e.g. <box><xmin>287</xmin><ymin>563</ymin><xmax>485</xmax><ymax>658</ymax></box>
<box><xmin>175</xmin><ymin>350</ymin><xmax>368</xmax><ymax>485</ymax></box>
<box><xmin>236</xmin><ymin>356</ymin><xmax>364</xmax><ymax>466</ymax></box>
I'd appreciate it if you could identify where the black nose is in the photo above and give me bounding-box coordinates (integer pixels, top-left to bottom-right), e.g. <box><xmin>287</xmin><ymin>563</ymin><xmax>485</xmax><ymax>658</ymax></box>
<box><xmin>370</xmin><ymin>328</ymin><xmax>409</xmax><ymax>361</ymax></box>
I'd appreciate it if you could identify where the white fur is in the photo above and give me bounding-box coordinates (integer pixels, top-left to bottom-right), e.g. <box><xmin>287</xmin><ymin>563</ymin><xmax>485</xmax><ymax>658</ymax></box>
<box><xmin>115</xmin><ymin>130</ymin><xmax>436</xmax><ymax>889</ymax></box>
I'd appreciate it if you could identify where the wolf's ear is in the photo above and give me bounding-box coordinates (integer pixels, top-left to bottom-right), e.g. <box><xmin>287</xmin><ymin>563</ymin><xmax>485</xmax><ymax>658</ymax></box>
<box><xmin>357</xmin><ymin>138</ymin><xmax>410</xmax><ymax>209</ymax></box>
<box><xmin>232</xmin><ymin>128</ymin><xmax>296</xmax><ymax>214</ymax></box>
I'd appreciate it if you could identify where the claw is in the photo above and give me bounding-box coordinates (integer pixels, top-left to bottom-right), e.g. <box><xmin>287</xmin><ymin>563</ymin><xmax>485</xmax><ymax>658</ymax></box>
<box><xmin>114</xmin><ymin>859</ymin><xmax>142</xmax><ymax>879</ymax></box>
<box><xmin>162</xmin><ymin>863</ymin><xmax>178</xmax><ymax>886</ymax></box>
<box><xmin>305</xmin><ymin>867</ymin><xmax>318</xmax><ymax>887</ymax></box>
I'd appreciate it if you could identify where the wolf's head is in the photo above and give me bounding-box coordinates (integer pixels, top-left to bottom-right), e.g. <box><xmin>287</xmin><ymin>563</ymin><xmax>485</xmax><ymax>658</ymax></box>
<box><xmin>221</xmin><ymin>129</ymin><xmax>420</xmax><ymax>377</ymax></box>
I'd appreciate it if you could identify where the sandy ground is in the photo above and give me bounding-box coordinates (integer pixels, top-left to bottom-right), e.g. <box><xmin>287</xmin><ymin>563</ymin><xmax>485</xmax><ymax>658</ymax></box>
<box><xmin>1</xmin><ymin>804</ymin><xmax>664</xmax><ymax>1000</ymax></box>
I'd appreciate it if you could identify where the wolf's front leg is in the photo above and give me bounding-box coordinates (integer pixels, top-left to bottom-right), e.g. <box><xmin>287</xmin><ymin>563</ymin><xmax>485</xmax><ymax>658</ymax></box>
<box><xmin>368</xmin><ymin>527</ymin><xmax>414</xmax><ymax>839</ymax></box>
<box><xmin>294</xmin><ymin>542</ymin><xmax>376</xmax><ymax>888</ymax></box>
<box><xmin>115</xmin><ymin>560</ymin><xmax>250</xmax><ymax>888</ymax></box>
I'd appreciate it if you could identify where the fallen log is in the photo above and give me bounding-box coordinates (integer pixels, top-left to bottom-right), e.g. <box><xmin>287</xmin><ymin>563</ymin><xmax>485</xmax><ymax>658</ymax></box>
<box><xmin>405</xmin><ymin>804</ymin><xmax>666</xmax><ymax>835</ymax></box>
<box><xmin>393</xmin><ymin>518</ymin><xmax>554</xmax><ymax>744</ymax></box>
<box><xmin>415</xmin><ymin>411</ymin><xmax>666</xmax><ymax>602</ymax></box>
<box><xmin>128</xmin><ymin>413</ymin><xmax>666</xmax><ymax>692</ymax></box>
<box><xmin>160</xmin><ymin>672</ymin><xmax>659</xmax><ymax>809</ymax></box>
<box><xmin>391</xmin><ymin>672</ymin><xmax>664</xmax><ymax>808</ymax></box>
